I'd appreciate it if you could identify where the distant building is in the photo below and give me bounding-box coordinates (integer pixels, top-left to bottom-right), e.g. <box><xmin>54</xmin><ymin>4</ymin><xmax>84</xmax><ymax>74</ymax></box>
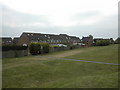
<box><xmin>0</xmin><ymin>37</ymin><xmax>13</xmax><ymax>45</ymax></box>
<box><xmin>82</xmin><ymin>35</ymin><xmax>93</xmax><ymax>47</ymax></box>
<box><xmin>17</xmin><ymin>32</ymin><xmax>81</xmax><ymax>46</ymax></box>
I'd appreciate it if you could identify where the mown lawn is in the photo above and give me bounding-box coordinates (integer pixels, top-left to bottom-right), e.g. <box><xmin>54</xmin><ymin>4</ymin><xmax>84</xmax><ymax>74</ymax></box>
<box><xmin>65</xmin><ymin>44</ymin><xmax>118</xmax><ymax>63</ymax></box>
<box><xmin>2</xmin><ymin>44</ymin><xmax>119</xmax><ymax>88</ymax></box>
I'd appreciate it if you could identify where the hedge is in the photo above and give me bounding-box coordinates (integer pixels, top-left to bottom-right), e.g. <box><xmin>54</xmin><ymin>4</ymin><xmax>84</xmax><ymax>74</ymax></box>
<box><xmin>29</xmin><ymin>43</ymin><xmax>49</xmax><ymax>55</ymax></box>
<box><xmin>2</xmin><ymin>45</ymin><xmax>28</xmax><ymax>51</ymax></box>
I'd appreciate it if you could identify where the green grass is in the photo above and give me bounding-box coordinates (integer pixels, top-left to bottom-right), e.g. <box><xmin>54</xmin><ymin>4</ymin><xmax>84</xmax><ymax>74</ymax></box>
<box><xmin>65</xmin><ymin>44</ymin><xmax>118</xmax><ymax>63</ymax></box>
<box><xmin>2</xmin><ymin>44</ymin><xmax>119</xmax><ymax>88</ymax></box>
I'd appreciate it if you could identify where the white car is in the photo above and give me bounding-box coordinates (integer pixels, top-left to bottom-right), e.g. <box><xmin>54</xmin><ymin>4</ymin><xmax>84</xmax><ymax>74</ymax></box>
<box><xmin>57</xmin><ymin>44</ymin><xmax>67</xmax><ymax>47</ymax></box>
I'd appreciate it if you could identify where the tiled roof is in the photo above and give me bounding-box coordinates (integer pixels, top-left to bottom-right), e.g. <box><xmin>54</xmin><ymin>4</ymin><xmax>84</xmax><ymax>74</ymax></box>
<box><xmin>0</xmin><ymin>37</ymin><xmax>12</xmax><ymax>41</ymax></box>
<box><xmin>23</xmin><ymin>32</ymin><xmax>81</xmax><ymax>42</ymax></box>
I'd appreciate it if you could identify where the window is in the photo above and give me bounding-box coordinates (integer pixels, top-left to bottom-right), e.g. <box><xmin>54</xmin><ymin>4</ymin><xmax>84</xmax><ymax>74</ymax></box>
<box><xmin>23</xmin><ymin>44</ymin><xmax>27</xmax><ymax>46</ymax></box>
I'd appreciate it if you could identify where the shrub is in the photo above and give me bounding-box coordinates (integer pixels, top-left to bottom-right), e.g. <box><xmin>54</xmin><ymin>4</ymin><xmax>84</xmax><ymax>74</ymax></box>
<box><xmin>29</xmin><ymin>43</ymin><xmax>37</xmax><ymax>55</ymax></box>
<box><xmin>29</xmin><ymin>43</ymin><xmax>49</xmax><ymax>55</ymax></box>
<box><xmin>36</xmin><ymin>43</ymin><xmax>41</xmax><ymax>54</ymax></box>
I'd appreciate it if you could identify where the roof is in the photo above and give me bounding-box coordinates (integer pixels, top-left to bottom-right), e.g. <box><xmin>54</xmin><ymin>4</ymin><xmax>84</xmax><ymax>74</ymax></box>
<box><xmin>13</xmin><ymin>37</ymin><xmax>19</xmax><ymax>39</ymax></box>
<box><xmin>23</xmin><ymin>32</ymin><xmax>62</xmax><ymax>41</ymax></box>
<box><xmin>13</xmin><ymin>37</ymin><xmax>19</xmax><ymax>43</ymax></box>
<box><xmin>0</xmin><ymin>37</ymin><xmax>12</xmax><ymax>41</ymax></box>
<box><xmin>13</xmin><ymin>37</ymin><xmax>19</xmax><ymax>40</ymax></box>
<box><xmin>82</xmin><ymin>37</ymin><xmax>91</xmax><ymax>41</ymax></box>
<box><xmin>22</xmin><ymin>32</ymin><xmax>81</xmax><ymax>42</ymax></box>
<box><xmin>94</xmin><ymin>38</ymin><xmax>111</xmax><ymax>41</ymax></box>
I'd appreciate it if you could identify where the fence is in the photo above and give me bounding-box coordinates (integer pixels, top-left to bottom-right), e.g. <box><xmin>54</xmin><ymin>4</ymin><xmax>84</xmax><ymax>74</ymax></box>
<box><xmin>2</xmin><ymin>45</ymin><xmax>81</xmax><ymax>58</ymax></box>
<box><xmin>49</xmin><ymin>46</ymin><xmax>70</xmax><ymax>52</ymax></box>
<box><xmin>2</xmin><ymin>49</ymin><xmax>28</xmax><ymax>58</ymax></box>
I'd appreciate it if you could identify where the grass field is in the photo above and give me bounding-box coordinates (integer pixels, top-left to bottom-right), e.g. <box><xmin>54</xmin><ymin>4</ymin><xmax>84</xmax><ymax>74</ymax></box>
<box><xmin>2</xmin><ymin>44</ymin><xmax>119</xmax><ymax>88</ymax></box>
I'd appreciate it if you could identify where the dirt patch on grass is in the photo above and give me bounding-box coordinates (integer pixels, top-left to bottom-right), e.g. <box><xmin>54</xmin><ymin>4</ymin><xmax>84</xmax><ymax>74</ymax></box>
<box><xmin>3</xmin><ymin>49</ymin><xmax>83</xmax><ymax>70</ymax></box>
<box><xmin>48</xmin><ymin>49</ymin><xmax>83</xmax><ymax>58</ymax></box>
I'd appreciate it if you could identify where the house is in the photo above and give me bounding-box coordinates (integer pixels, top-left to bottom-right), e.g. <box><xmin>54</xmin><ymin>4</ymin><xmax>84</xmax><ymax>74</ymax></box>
<box><xmin>70</xmin><ymin>36</ymin><xmax>81</xmax><ymax>45</ymax></box>
<box><xmin>17</xmin><ymin>32</ymin><xmax>65</xmax><ymax>45</ymax></box>
<box><xmin>17</xmin><ymin>32</ymin><xmax>42</xmax><ymax>46</ymax></box>
<box><xmin>59</xmin><ymin>34</ymin><xmax>70</xmax><ymax>43</ymax></box>
<box><xmin>13</xmin><ymin>37</ymin><xmax>19</xmax><ymax>45</ymax></box>
<box><xmin>59</xmin><ymin>34</ymin><xmax>81</xmax><ymax>44</ymax></box>
<box><xmin>17</xmin><ymin>32</ymin><xmax>81</xmax><ymax>46</ymax></box>
<box><xmin>0</xmin><ymin>37</ymin><xmax>13</xmax><ymax>45</ymax></box>
<box><xmin>93</xmin><ymin>38</ymin><xmax>114</xmax><ymax>45</ymax></box>
<box><xmin>48</xmin><ymin>34</ymin><xmax>63</xmax><ymax>44</ymax></box>
<box><xmin>82</xmin><ymin>35</ymin><xmax>93</xmax><ymax>47</ymax></box>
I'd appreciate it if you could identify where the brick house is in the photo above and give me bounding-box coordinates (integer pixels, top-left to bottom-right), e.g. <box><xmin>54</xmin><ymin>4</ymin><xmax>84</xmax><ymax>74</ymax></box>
<box><xmin>82</xmin><ymin>35</ymin><xmax>93</xmax><ymax>47</ymax></box>
<box><xmin>0</xmin><ymin>37</ymin><xmax>13</xmax><ymax>45</ymax></box>
<box><xmin>17</xmin><ymin>32</ymin><xmax>81</xmax><ymax>46</ymax></box>
<box><xmin>13</xmin><ymin>37</ymin><xmax>19</xmax><ymax>45</ymax></box>
<box><xmin>17</xmin><ymin>32</ymin><xmax>64</xmax><ymax>45</ymax></box>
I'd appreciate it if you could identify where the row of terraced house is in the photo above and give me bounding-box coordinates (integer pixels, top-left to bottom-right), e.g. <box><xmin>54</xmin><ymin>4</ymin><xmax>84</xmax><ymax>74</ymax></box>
<box><xmin>0</xmin><ymin>32</ymin><xmax>115</xmax><ymax>47</ymax></box>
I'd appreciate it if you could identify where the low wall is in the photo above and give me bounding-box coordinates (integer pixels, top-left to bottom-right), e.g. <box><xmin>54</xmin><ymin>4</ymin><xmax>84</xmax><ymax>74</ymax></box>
<box><xmin>2</xmin><ymin>50</ymin><xmax>28</xmax><ymax>58</ymax></box>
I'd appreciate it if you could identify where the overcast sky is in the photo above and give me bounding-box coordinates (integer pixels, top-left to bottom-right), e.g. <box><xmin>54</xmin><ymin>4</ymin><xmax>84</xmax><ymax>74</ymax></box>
<box><xmin>0</xmin><ymin>0</ymin><xmax>119</xmax><ymax>39</ymax></box>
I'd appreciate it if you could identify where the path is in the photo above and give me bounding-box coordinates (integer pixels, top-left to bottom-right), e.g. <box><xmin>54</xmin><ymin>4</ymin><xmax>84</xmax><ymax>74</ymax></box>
<box><xmin>35</xmin><ymin>56</ymin><xmax>120</xmax><ymax>66</ymax></box>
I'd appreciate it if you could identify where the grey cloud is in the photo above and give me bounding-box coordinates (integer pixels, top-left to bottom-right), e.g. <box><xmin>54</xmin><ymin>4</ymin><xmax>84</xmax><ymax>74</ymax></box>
<box><xmin>72</xmin><ymin>11</ymin><xmax>100</xmax><ymax>20</ymax></box>
<box><xmin>2</xmin><ymin>4</ymin><xmax>49</xmax><ymax>26</ymax></box>
<box><xmin>1</xmin><ymin>4</ymin><xmax>118</xmax><ymax>40</ymax></box>
<box><xmin>2</xmin><ymin>14</ymin><xmax>117</xmax><ymax>40</ymax></box>
<box><xmin>67</xmin><ymin>15</ymin><xmax>118</xmax><ymax>39</ymax></box>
